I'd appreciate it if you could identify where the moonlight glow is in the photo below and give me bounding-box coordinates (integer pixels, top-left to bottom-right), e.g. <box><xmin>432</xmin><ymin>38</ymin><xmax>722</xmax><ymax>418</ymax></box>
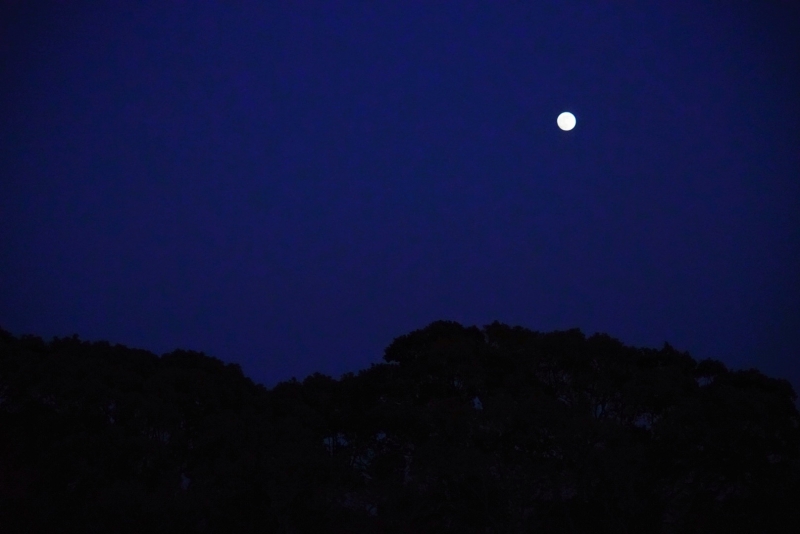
<box><xmin>557</xmin><ymin>112</ymin><xmax>576</xmax><ymax>131</ymax></box>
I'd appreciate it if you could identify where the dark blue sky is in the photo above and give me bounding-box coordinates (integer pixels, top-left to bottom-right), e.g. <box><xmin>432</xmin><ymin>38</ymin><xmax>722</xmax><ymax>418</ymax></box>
<box><xmin>2</xmin><ymin>1</ymin><xmax>798</xmax><ymax>393</ymax></box>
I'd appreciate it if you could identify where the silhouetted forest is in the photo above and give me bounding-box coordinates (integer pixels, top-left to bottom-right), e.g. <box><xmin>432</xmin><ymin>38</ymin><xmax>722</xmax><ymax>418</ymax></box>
<box><xmin>1</xmin><ymin>320</ymin><xmax>798</xmax><ymax>533</ymax></box>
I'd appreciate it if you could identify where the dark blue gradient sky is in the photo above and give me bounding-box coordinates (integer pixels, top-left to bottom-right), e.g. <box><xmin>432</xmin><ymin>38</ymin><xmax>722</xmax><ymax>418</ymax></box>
<box><xmin>2</xmin><ymin>1</ymin><xmax>798</xmax><ymax>393</ymax></box>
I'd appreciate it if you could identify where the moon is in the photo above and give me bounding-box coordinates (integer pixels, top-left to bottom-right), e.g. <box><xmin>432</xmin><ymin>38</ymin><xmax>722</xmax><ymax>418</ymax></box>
<box><xmin>557</xmin><ymin>112</ymin><xmax>576</xmax><ymax>131</ymax></box>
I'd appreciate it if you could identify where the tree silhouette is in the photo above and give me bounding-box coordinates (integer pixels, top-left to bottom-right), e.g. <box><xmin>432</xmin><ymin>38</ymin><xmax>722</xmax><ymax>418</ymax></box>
<box><xmin>1</xmin><ymin>321</ymin><xmax>798</xmax><ymax>533</ymax></box>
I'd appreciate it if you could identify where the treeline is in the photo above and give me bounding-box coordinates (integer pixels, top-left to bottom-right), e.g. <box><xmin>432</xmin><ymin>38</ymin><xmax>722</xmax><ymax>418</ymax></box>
<box><xmin>1</xmin><ymin>320</ymin><xmax>798</xmax><ymax>533</ymax></box>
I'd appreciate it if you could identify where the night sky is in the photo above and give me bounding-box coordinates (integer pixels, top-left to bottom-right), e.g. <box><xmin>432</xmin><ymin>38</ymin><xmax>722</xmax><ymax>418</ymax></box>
<box><xmin>2</xmin><ymin>1</ymin><xmax>798</xmax><ymax>395</ymax></box>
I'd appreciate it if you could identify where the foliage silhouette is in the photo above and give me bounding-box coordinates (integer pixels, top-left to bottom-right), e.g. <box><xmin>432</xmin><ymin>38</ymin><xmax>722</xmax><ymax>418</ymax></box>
<box><xmin>1</xmin><ymin>321</ymin><xmax>798</xmax><ymax>533</ymax></box>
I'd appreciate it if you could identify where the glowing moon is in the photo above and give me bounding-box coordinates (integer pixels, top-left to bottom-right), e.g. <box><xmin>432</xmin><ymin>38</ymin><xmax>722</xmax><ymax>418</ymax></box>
<box><xmin>557</xmin><ymin>112</ymin><xmax>576</xmax><ymax>131</ymax></box>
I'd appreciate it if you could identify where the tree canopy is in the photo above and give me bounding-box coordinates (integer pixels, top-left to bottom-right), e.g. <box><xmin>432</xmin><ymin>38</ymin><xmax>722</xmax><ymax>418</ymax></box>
<box><xmin>1</xmin><ymin>321</ymin><xmax>798</xmax><ymax>533</ymax></box>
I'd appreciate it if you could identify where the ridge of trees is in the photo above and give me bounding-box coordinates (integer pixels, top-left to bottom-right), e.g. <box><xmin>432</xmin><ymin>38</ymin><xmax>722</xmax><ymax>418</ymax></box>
<box><xmin>1</xmin><ymin>320</ymin><xmax>798</xmax><ymax>533</ymax></box>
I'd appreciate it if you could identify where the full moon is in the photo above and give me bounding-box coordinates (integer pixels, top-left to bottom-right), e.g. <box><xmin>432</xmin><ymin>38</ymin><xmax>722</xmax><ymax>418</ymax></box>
<box><xmin>557</xmin><ymin>112</ymin><xmax>576</xmax><ymax>131</ymax></box>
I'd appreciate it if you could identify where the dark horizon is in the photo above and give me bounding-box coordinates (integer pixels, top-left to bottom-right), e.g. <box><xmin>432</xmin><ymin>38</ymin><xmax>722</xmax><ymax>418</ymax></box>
<box><xmin>5</xmin><ymin>317</ymin><xmax>798</xmax><ymax>532</ymax></box>
<box><xmin>2</xmin><ymin>2</ymin><xmax>799</xmax><ymax>395</ymax></box>
<box><xmin>2</xmin><ymin>320</ymin><xmax>798</xmax><ymax>412</ymax></box>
